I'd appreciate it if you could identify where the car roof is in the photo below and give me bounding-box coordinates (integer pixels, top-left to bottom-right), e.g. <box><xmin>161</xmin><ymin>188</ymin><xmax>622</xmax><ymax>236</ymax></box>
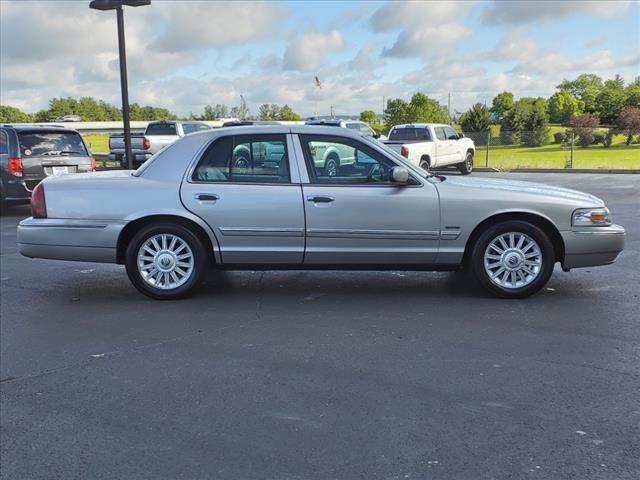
<box><xmin>186</xmin><ymin>124</ymin><xmax>370</xmax><ymax>139</ymax></box>
<box><xmin>3</xmin><ymin>124</ymin><xmax>79</xmax><ymax>133</ymax></box>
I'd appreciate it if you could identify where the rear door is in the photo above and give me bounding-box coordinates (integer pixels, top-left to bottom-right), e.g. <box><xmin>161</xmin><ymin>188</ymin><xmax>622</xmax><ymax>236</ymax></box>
<box><xmin>181</xmin><ymin>133</ymin><xmax>305</xmax><ymax>265</ymax></box>
<box><xmin>16</xmin><ymin>130</ymin><xmax>90</xmax><ymax>185</ymax></box>
<box><xmin>433</xmin><ymin>126</ymin><xmax>454</xmax><ymax>166</ymax></box>
<box><xmin>443</xmin><ymin>126</ymin><xmax>463</xmax><ymax>163</ymax></box>
<box><xmin>297</xmin><ymin>134</ymin><xmax>440</xmax><ymax>265</ymax></box>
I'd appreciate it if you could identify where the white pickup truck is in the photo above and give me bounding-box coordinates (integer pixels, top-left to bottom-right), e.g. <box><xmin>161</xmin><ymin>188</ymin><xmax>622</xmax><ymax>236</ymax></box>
<box><xmin>109</xmin><ymin>121</ymin><xmax>211</xmax><ymax>168</ymax></box>
<box><xmin>383</xmin><ymin>123</ymin><xmax>475</xmax><ymax>174</ymax></box>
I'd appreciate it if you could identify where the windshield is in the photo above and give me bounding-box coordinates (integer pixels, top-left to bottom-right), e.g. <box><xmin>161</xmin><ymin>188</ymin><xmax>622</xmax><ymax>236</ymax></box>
<box><xmin>146</xmin><ymin>123</ymin><xmax>177</xmax><ymax>135</ymax></box>
<box><xmin>18</xmin><ymin>131</ymin><xmax>88</xmax><ymax>157</ymax></box>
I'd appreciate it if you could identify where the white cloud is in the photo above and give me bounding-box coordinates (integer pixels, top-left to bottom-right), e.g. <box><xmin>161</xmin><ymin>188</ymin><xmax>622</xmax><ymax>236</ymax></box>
<box><xmin>371</xmin><ymin>1</ymin><xmax>475</xmax><ymax>59</ymax></box>
<box><xmin>283</xmin><ymin>30</ymin><xmax>343</xmax><ymax>71</ymax></box>
<box><xmin>481</xmin><ymin>0</ymin><xmax>632</xmax><ymax>25</ymax></box>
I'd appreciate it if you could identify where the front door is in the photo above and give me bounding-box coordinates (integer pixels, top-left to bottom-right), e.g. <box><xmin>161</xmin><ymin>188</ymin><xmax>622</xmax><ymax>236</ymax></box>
<box><xmin>181</xmin><ymin>133</ymin><xmax>305</xmax><ymax>264</ymax></box>
<box><xmin>296</xmin><ymin>134</ymin><xmax>440</xmax><ymax>265</ymax></box>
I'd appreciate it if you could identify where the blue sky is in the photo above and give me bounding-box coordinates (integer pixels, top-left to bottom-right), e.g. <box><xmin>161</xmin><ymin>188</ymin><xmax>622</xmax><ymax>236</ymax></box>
<box><xmin>1</xmin><ymin>0</ymin><xmax>638</xmax><ymax>117</ymax></box>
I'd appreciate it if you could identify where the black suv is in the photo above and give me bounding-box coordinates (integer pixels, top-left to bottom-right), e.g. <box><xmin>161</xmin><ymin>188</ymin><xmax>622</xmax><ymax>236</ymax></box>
<box><xmin>0</xmin><ymin>125</ymin><xmax>95</xmax><ymax>205</ymax></box>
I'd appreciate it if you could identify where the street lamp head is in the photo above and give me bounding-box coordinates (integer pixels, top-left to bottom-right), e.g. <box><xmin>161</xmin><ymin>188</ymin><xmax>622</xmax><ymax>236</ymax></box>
<box><xmin>89</xmin><ymin>0</ymin><xmax>150</xmax><ymax>10</ymax></box>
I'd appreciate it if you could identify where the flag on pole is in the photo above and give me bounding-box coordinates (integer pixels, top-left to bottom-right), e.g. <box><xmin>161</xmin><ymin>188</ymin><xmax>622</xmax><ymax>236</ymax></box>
<box><xmin>315</xmin><ymin>76</ymin><xmax>322</xmax><ymax>89</ymax></box>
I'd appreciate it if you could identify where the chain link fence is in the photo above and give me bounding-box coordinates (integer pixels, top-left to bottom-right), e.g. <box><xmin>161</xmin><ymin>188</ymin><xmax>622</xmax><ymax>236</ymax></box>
<box><xmin>462</xmin><ymin>129</ymin><xmax>639</xmax><ymax>171</ymax></box>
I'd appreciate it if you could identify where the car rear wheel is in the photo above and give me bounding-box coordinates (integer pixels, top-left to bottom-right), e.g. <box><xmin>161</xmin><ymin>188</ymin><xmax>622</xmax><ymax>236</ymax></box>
<box><xmin>125</xmin><ymin>223</ymin><xmax>207</xmax><ymax>300</ymax></box>
<box><xmin>458</xmin><ymin>152</ymin><xmax>473</xmax><ymax>175</ymax></box>
<box><xmin>471</xmin><ymin>220</ymin><xmax>555</xmax><ymax>298</ymax></box>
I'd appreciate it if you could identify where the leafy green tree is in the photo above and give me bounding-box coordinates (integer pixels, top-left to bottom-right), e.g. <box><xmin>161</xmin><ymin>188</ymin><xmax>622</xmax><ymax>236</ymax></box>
<box><xmin>278</xmin><ymin>105</ymin><xmax>301</xmax><ymax>121</ymax></box>
<box><xmin>548</xmin><ymin>91</ymin><xmax>583</xmax><ymax>124</ymax></box>
<box><xmin>521</xmin><ymin>99</ymin><xmax>550</xmax><ymax>147</ymax></box>
<box><xmin>570</xmin><ymin>113</ymin><xmax>600</xmax><ymax>147</ymax></box>
<box><xmin>359</xmin><ymin>110</ymin><xmax>378</xmax><ymax>125</ymax></box>
<box><xmin>615</xmin><ymin>106</ymin><xmax>640</xmax><ymax>145</ymax></box>
<box><xmin>460</xmin><ymin>103</ymin><xmax>491</xmax><ymax>145</ymax></box>
<box><xmin>0</xmin><ymin>105</ymin><xmax>32</xmax><ymax>123</ymax></box>
<box><xmin>626</xmin><ymin>83</ymin><xmax>640</xmax><ymax>108</ymax></box>
<box><xmin>258</xmin><ymin>104</ymin><xmax>281</xmax><ymax>121</ymax></box>
<box><xmin>490</xmin><ymin>91</ymin><xmax>514</xmax><ymax>120</ymax></box>
<box><xmin>557</xmin><ymin>74</ymin><xmax>603</xmax><ymax>114</ymax></box>
<box><xmin>407</xmin><ymin>93</ymin><xmax>449</xmax><ymax>124</ymax></box>
<box><xmin>230</xmin><ymin>103</ymin><xmax>251</xmax><ymax>121</ymax></box>
<box><xmin>499</xmin><ymin>103</ymin><xmax>527</xmax><ymax>145</ymax></box>
<box><xmin>597</xmin><ymin>79</ymin><xmax>627</xmax><ymax>124</ymax></box>
<box><xmin>383</xmin><ymin>98</ymin><xmax>410</xmax><ymax>131</ymax></box>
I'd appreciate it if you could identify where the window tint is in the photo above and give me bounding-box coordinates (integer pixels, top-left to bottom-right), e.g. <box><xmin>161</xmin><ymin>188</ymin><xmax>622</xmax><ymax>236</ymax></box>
<box><xmin>359</xmin><ymin>124</ymin><xmax>375</xmax><ymax>136</ymax></box>
<box><xmin>434</xmin><ymin>127</ymin><xmax>447</xmax><ymax>141</ymax></box>
<box><xmin>0</xmin><ymin>131</ymin><xmax>8</xmax><ymax>155</ymax></box>
<box><xmin>146</xmin><ymin>123</ymin><xmax>177</xmax><ymax>135</ymax></box>
<box><xmin>388</xmin><ymin>127</ymin><xmax>430</xmax><ymax>141</ymax></box>
<box><xmin>193</xmin><ymin>134</ymin><xmax>290</xmax><ymax>184</ymax></box>
<box><xmin>444</xmin><ymin>126</ymin><xmax>458</xmax><ymax>140</ymax></box>
<box><xmin>17</xmin><ymin>131</ymin><xmax>88</xmax><ymax>156</ymax></box>
<box><xmin>300</xmin><ymin>134</ymin><xmax>399</xmax><ymax>185</ymax></box>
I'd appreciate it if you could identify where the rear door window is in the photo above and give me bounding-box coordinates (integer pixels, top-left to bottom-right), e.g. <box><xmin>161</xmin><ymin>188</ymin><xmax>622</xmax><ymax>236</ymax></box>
<box><xmin>0</xmin><ymin>130</ymin><xmax>8</xmax><ymax>155</ymax></box>
<box><xmin>17</xmin><ymin>131</ymin><xmax>88</xmax><ymax>157</ymax></box>
<box><xmin>388</xmin><ymin>127</ymin><xmax>430</xmax><ymax>141</ymax></box>
<box><xmin>434</xmin><ymin>127</ymin><xmax>447</xmax><ymax>141</ymax></box>
<box><xmin>193</xmin><ymin>134</ymin><xmax>290</xmax><ymax>184</ymax></box>
<box><xmin>146</xmin><ymin>123</ymin><xmax>177</xmax><ymax>135</ymax></box>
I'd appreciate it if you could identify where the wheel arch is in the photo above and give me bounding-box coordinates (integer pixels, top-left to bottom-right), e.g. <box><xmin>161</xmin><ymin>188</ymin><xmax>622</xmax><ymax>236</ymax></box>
<box><xmin>462</xmin><ymin>211</ymin><xmax>565</xmax><ymax>266</ymax></box>
<box><xmin>419</xmin><ymin>154</ymin><xmax>431</xmax><ymax>167</ymax></box>
<box><xmin>116</xmin><ymin>213</ymin><xmax>219</xmax><ymax>266</ymax></box>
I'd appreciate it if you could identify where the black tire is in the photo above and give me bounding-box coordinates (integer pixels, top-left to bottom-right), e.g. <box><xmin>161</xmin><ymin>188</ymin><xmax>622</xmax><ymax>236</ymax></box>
<box><xmin>458</xmin><ymin>151</ymin><xmax>473</xmax><ymax>175</ymax></box>
<box><xmin>419</xmin><ymin>157</ymin><xmax>430</xmax><ymax>171</ymax></box>
<box><xmin>324</xmin><ymin>154</ymin><xmax>339</xmax><ymax>177</ymax></box>
<box><xmin>125</xmin><ymin>223</ymin><xmax>208</xmax><ymax>300</ymax></box>
<box><xmin>470</xmin><ymin>220</ymin><xmax>555</xmax><ymax>299</ymax></box>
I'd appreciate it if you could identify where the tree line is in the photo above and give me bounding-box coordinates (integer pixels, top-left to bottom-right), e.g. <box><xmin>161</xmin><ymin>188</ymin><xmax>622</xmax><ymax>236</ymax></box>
<box><xmin>0</xmin><ymin>97</ymin><xmax>303</xmax><ymax>124</ymax></box>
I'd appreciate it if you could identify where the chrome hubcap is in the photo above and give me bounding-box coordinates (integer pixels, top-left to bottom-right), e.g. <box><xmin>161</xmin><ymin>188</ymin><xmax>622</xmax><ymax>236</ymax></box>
<box><xmin>484</xmin><ymin>232</ymin><xmax>542</xmax><ymax>289</ymax></box>
<box><xmin>137</xmin><ymin>234</ymin><xmax>194</xmax><ymax>290</ymax></box>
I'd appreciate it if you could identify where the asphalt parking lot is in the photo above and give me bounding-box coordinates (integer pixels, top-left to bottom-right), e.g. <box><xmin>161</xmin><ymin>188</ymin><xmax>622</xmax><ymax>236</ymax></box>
<box><xmin>1</xmin><ymin>173</ymin><xmax>639</xmax><ymax>480</ymax></box>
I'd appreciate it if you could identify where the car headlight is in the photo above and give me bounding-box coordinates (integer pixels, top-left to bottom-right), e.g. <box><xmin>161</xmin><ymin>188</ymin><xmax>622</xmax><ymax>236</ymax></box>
<box><xmin>572</xmin><ymin>207</ymin><xmax>612</xmax><ymax>227</ymax></box>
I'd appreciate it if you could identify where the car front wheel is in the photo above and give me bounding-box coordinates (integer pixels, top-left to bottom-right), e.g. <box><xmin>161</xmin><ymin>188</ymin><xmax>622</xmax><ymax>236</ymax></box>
<box><xmin>471</xmin><ymin>221</ymin><xmax>555</xmax><ymax>298</ymax></box>
<box><xmin>125</xmin><ymin>223</ymin><xmax>207</xmax><ymax>300</ymax></box>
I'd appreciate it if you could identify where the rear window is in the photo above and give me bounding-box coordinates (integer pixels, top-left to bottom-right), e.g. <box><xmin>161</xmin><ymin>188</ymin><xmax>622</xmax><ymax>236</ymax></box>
<box><xmin>17</xmin><ymin>131</ymin><xmax>88</xmax><ymax>157</ymax></box>
<box><xmin>146</xmin><ymin>123</ymin><xmax>177</xmax><ymax>135</ymax></box>
<box><xmin>388</xmin><ymin>127</ymin><xmax>431</xmax><ymax>141</ymax></box>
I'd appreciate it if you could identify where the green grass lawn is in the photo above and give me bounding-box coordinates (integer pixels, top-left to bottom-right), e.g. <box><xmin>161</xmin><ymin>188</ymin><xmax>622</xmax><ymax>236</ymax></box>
<box><xmin>82</xmin><ymin>133</ymin><xmax>109</xmax><ymax>153</ymax></box>
<box><xmin>476</xmin><ymin>143</ymin><xmax>640</xmax><ymax>170</ymax></box>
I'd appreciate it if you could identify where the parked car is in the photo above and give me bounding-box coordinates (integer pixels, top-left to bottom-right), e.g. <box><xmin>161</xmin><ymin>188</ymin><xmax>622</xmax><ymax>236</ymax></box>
<box><xmin>109</xmin><ymin>120</ymin><xmax>211</xmax><ymax>168</ymax></box>
<box><xmin>306</xmin><ymin>118</ymin><xmax>381</xmax><ymax>138</ymax></box>
<box><xmin>54</xmin><ymin>115</ymin><xmax>82</xmax><ymax>123</ymax></box>
<box><xmin>18</xmin><ymin>126</ymin><xmax>624</xmax><ymax>300</ymax></box>
<box><xmin>1</xmin><ymin>125</ymin><xmax>95</xmax><ymax>205</ymax></box>
<box><xmin>384</xmin><ymin>123</ymin><xmax>475</xmax><ymax>174</ymax></box>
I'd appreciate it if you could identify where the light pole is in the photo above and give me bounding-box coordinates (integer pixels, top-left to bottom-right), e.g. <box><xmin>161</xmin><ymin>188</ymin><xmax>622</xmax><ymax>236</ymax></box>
<box><xmin>89</xmin><ymin>0</ymin><xmax>150</xmax><ymax>170</ymax></box>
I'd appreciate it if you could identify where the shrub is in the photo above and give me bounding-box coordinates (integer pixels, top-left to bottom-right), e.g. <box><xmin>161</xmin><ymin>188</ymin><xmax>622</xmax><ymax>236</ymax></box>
<box><xmin>553</xmin><ymin>131</ymin><xmax>566</xmax><ymax>144</ymax></box>
<box><xmin>592</xmin><ymin>130</ymin><xmax>606</xmax><ymax>145</ymax></box>
<box><xmin>570</xmin><ymin>113</ymin><xmax>600</xmax><ymax>147</ymax></box>
<box><xmin>603</xmin><ymin>130</ymin><xmax>614</xmax><ymax>148</ymax></box>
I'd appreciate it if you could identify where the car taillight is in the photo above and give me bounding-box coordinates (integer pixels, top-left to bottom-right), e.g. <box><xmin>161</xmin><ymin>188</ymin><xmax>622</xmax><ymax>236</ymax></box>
<box><xmin>31</xmin><ymin>182</ymin><xmax>47</xmax><ymax>218</ymax></box>
<box><xmin>400</xmin><ymin>146</ymin><xmax>409</xmax><ymax>158</ymax></box>
<box><xmin>8</xmin><ymin>157</ymin><xmax>23</xmax><ymax>177</ymax></box>
<box><xmin>89</xmin><ymin>156</ymin><xmax>96</xmax><ymax>171</ymax></box>
<box><xmin>143</xmin><ymin>137</ymin><xmax>150</xmax><ymax>150</ymax></box>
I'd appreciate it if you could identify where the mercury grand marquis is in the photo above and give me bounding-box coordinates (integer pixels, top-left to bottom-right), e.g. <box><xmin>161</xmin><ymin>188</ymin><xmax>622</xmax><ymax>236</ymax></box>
<box><xmin>17</xmin><ymin>125</ymin><xmax>625</xmax><ymax>300</ymax></box>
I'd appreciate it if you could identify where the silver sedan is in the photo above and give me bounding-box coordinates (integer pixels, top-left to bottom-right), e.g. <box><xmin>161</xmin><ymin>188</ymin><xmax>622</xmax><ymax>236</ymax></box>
<box><xmin>17</xmin><ymin>125</ymin><xmax>625</xmax><ymax>300</ymax></box>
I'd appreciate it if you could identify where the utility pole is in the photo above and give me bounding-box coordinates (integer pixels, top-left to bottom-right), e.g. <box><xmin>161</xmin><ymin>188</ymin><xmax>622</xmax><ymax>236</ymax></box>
<box><xmin>447</xmin><ymin>92</ymin><xmax>451</xmax><ymax>119</ymax></box>
<box><xmin>330</xmin><ymin>105</ymin><xmax>334</xmax><ymax>117</ymax></box>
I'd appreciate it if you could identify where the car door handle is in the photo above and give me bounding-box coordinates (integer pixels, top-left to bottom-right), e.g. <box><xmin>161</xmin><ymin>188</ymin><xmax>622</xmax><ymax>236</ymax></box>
<box><xmin>195</xmin><ymin>193</ymin><xmax>219</xmax><ymax>201</ymax></box>
<box><xmin>307</xmin><ymin>195</ymin><xmax>334</xmax><ymax>203</ymax></box>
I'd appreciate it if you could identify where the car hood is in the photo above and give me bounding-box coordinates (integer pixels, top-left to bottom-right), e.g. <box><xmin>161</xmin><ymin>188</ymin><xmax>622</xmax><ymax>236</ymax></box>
<box><xmin>439</xmin><ymin>175</ymin><xmax>604</xmax><ymax>206</ymax></box>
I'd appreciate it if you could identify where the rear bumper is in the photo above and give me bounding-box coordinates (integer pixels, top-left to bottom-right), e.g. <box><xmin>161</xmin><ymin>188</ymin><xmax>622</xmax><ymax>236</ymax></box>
<box><xmin>17</xmin><ymin>217</ymin><xmax>126</xmax><ymax>264</ymax></box>
<box><xmin>1</xmin><ymin>177</ymin><xmax>32</xmax><ymax>201</ymax></box>
<box><xmin>561</xmin><ymin>224</ymin><xmax>626</xmax><ymax>269</ymax></box>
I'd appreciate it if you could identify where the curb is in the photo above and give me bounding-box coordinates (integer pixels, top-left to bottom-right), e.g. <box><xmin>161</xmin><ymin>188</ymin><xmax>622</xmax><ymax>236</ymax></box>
<box><xmin>510</xmin><ymin>168</ymin><xmax>640</xmax><ymax>174</ymax></box>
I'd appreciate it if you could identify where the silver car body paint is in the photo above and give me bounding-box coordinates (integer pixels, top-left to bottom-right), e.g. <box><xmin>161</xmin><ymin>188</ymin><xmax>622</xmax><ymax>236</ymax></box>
<box><xmin>17</xmin><ymin>125</ymin><xmax>625</xmax><ymax>272</ymax></box>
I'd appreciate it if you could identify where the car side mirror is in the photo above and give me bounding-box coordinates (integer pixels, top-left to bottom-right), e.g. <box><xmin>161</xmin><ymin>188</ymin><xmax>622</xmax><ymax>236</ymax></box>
<box><xmin>391</xmin><ymin>166</ymin><xmax>409</xmax><ymax>184</ymax></box>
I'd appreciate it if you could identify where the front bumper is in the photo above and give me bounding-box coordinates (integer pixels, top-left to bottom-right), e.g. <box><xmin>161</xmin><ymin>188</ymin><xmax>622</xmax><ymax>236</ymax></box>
<box><xmin>561</xmin><ymin>224</ymin><xmax>626</xmax><ymax>270</ymax></box>
<box><xmin>17</xmin><ymin>217</ymin><xmax>126</xmax><ymax>263</ymax></box>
